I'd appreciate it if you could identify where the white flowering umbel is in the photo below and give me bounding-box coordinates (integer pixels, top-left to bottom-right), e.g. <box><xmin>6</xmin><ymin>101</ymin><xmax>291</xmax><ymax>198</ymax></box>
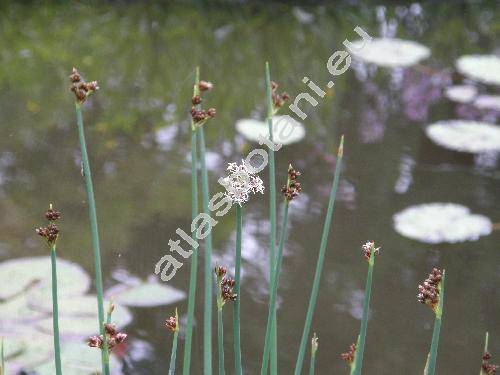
<box><xmin>220</xmin><ymin>161</ymin><xmax>264</xmax><ymax>205</ymax></box>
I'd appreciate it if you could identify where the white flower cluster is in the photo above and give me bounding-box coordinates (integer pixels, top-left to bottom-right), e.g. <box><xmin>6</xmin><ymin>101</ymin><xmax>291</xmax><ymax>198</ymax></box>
<box><xmin>220</xmin><ymin>161</ymin><xmax>265</xmax><ymax>206</ymax></box>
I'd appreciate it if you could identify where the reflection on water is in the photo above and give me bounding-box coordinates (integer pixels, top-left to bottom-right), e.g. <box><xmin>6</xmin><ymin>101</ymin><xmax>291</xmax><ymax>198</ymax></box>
<box><xmin>0</xmin><ymin>1</ymin><xmax>499</xmax><ymax>374</ymax></box>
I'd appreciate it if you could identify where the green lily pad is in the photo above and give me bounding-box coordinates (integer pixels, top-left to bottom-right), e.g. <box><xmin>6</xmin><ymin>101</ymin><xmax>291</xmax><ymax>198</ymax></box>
<box><xmin>0</xmin><ymin>257</ymin><xmax>90</xmax><ymax>300</ymax></box>
<box><xmin>35</xmin><ymin>301</ymin><xmax>132</xmax><ymax>337</ymax></box>
<box><xmin>4</xmin><ymin>335</ymin><xmax>54</xmax><ymax>370</ymax></box>
<box><xmin>32</xmin><ymin>341</ymin><xmax>122</xmax><ymax>375</ymax></box>
<box><xmin>111</xmin><ymin>281</ymin><xmax>186</xmax><ymax>307</ymax></box>
<box><xmin>235</xmin><ymin>116</ymin><xmax>305</xmax><ymax>145</ymax></box>
<box><xmin>0</xmin><ymin>293</ymin><xmax>46</xmax><ymax>323</ymax></box>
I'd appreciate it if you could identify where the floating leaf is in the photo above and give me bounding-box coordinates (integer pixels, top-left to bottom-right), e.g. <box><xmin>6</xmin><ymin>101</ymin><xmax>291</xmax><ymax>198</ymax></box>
<box><xmin>0</xmin><ymin>294</ymin><xmax>46</xmax><ymax>323</ymax></box>
<box><xmin>444</xmin><ymin>85</ymin><xmax>477</xmax><ymax>103</ymax></box>
<box><xmin>349</xmin><ymin>38</ymin><xmax>430</xmax><ymax>68</ymax></box>
<box><xmin>33</xmin><ymin>341</ymin><xmax>122</xmax><ymax>375</ymax></box>
<box><xmin>235</xmin><ymin>116</ymin><xmax>305</xmax><ymax>145</ymax></box>
<box><xmin>425</xmin><ymin>120</ymin><xmax>500</xmax><ymax>153</ymax></box>
<box><xmin>456</xmin><ymin>55</ymin><xmax>500</xmax><ymax>86</ymax></box>
<box><xmin>0</xmin><ymin>257</ymin><xmax>90</xmax><ymax>300</ymax></box>
<box><xmin>110</xmin><ymin>280</ymin><xmax>186</xmax><ymax>307</ymax></box>
<box><xmin>474</xmin><ymin>95</ymin><xmax>500</xmax><ymax>111</ymax></box>
<box><xmin>4</xmin><ymin>335</ymin><xmax>54</xmax><ymax>370</ymax></box>
<box><xmin>393</xmin><ymin>203</ymin><xmax>492</xmax><ymax>244</ymax></box>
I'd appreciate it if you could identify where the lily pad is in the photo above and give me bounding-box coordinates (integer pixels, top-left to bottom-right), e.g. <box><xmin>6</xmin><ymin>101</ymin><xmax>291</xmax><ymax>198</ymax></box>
<box><xmin>473</xmin><ymin>95</ymin><xmax>500</xmax><ymax>111</ymax></box>
<box><xmin>33</xmin><ymin>341</ymin><xmax>122</xmax><ymax>375</ymax></box>
<box><xmin>4</xmin><ymin>335</ymin><xmax>54</xmax><ymax>370</ymax></box>
<box><xmin>444</xmin><ymin>85</ymin><xmax>477</xmax><ymax>103</ymax></box>
<box><xmin>0</xmin><ymin>257</ymin><xmax>90</xmax><ymax>300</ymax></box>
<box><xmin>425</xmin><ymin>120</ymin><xmax>500</xmax><ymax>153</ymax></box>
<box><xmin>35</xmin><ymin>301</ymin><xmax>132</xmax><ymax>337</ymax></box>
<box><xmin>110</xmin><ymin>280</ymin><xmax>186</xmax><ymax>308</ymax></box>
<box><xmin>456</xmin><ymin>55</ymin><xmax>500</xmax><ymax>86</ymax></box>
<box><xmin>349</xmin><ymin>38</ymin><xmax>430</xmax><ymax>68</ymax></box>
<box><xmin>393</xmin><ymin>203</ymin><xmax>492</xmax><ymax>244</ymax></box>
<box><xmin>235</xmin><ymin>116</ymin><xmax>305</xmax><ymax>145</ymax></box>
<box><xmin>0</xmin><ymin>293</ymin><xmax>46</xmax><ymax>323</ymax></box>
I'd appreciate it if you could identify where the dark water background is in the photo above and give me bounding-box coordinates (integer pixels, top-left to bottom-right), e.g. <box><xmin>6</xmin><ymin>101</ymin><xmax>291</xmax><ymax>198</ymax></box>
<box><xmin>0</xmin><ymin>1</ymin><xmax>499</xmax><ymax>374</ymax></box>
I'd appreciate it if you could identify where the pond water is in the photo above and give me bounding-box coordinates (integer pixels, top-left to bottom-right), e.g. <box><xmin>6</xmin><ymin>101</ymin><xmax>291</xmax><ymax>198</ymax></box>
<box><xmin>0</xmin><ymin>2</ymin><xmax>499</xmax><ymax>374</ymax></box>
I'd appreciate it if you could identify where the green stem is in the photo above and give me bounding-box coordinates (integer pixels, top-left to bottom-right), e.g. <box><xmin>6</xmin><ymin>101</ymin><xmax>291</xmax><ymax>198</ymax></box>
<box><xmin>182</xmin><ymin>70</ymin><xmax>200</xmax><ymax>375</ymax></box>
<box><xmin>233</xmin><ymin>205</ymin><xmax>243</xmax><ymax>375</ymax></box>
<box><xmin>309</xmin><ymin>353</ymin><xmax>316</xmax><ymax>375</ymax></box>
<box><xmin>169</xmin><ymin>331</ymin><xmax>179</xmax><ymax>375</ymax></box>
<box><xmin>353</xmin><ymin>249</ymin><xmax>376</xmax><ymax>375</ymax></box>
<box><xmin>265</xmin><ymin>61</ymin><xmax>278</xmax><ymax>375</ymax></box>
<box><xmin>1</xmin><ymin>337</ymin><xmax>4</xmax><ymax>375</ymax></box>
<box><xmin>50</xmin><ymin>246</ymin><xmax>62</xmax><ymax>375</ymax></box>
<box><xmin>75</xmin><ymin>103</ymin><xmax>110</xmax><ymax>375</ymax></box>
<box><xmin>425</xmin><ymin>271</ymin><xmax>446</xmax><ymax>375</ymax></box>
<box><xmin>217</xmin><ymin>305</ymin><xmax>225</xmax><ymax>375</ymax></box>
<box><xmin>199</xmin><ymin>124</ymin><xmax>213</xmax><ymax>375</ymax></box>
<box><xmin>294</xmin><ymin>136</ymin><xmax>344</xmax><ymax>375</ymax></box>
<box><xmin>261</xmin><ymin>203</ymin><xmax>289</xmax><ymax>375</ymax></box>
<box><xmin>480</xmin><ymin>332</ymin><xmax>489</xmax><ymax>375</ymax></box>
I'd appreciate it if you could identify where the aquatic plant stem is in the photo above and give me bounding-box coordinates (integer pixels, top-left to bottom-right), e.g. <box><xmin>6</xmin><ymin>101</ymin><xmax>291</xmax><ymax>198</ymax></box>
<box><xmin>480</xmin><ymin>332</ymin><xmax>489</xmax><ymax>375</ymax></box>
<box><xmin>425</xmin><ymin>271</ymin><xmax>446</xmax><ymax>375</ymax></box>
<box><xmin>183</xmin><ymin>69</ymin><xmax>200</xmax><ymax>375</ymax></box>
<box><xmin>168</xmin><ymin>309</ymin><xmax>180</xmax><ymax>375</ymax></box>
<box><xmin>309</xmin><ymin>333</ymin><xmax>318</xmax><ymax>375</ymax></box>
<box><xmin>199</xmin><ymin>121</ymin><xmax>213</xmax><ymax>375</ymax></box>
<box><xmin>261</xmin><ymin>203</ymin><xmax>290</xmax><ymax>375</ymax></box>
<box><xmin>265</xmin><ymin>61</ymin><xmax>278</xmax><ymax>375</ymax></box>
<box><xmin>294</xmin><ymin>136</ymin><xmax>344</xmax><ymax>375</ymax></box>
<box><xmin>75</xmin><ymin>103</ymin><xmax>110</xmax><ymax>375</ymax></box>
<box><xmin>50</xmin><ymin>245</ymin><xmax>62</xmax><ymax>375</ymax></box>
<box><xmin>217</xmin><ymin>304</ymin><xmax>225</xmax><ymax>375</ymax></box>
<box><xmin>1</xmin><ymin>337</ymin><xmax>5</xmax><ymax>375</ymax></box>
<box><xmin>233</xmin><ymin>205</ymin><xmax>243</xmax><ymax>375</ymax></box>
<box><xmin>353</xmin><ymin>248</ymin><xmax>376</xmax><ymax>375</ymax></box>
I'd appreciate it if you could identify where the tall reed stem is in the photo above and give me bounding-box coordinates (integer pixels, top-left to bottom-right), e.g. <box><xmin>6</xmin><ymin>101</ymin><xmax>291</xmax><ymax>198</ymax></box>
<box><xmin>75</xmin><ymin>103</ymin><xmax>110</xmax><ymax>375</ymax></box>
<box><xmin>199</xmin><ymin>121</ymin><xmax>213</xmax><ymax>375</ymax></box>
<box><xmin>261</xmin><ymin>203</ymin><xmax>289</xmax><ymax>375</ymax></box>
<box><xmin>309</xmin><ymin>333</ymin><xmax>318</xmax><ymax>375</ymax></box>
<box><xmin>50</xmin><ymin>245</ymin><xmax>62</xmax><ymax>375</ymax></box>
<box><xmin>294</xmin><ymin>136</ymin><xmax>344</xmax><ymax>375</ymax></box>
<box><xmin>217</xmin><ymin>305</ymin><xmax>225</xmax><ymax>375</ymax></box>
<box><xmin>425</xmin><ymin>271</ymin><xmax>446</xmax><ymax>375</ymax></box>
<box><xmin>264</xmin><ymin>61</ymin><xmax>278</xmax><ymax>375</ymax></box>
<box><xmin>233</xmin><ymin>205</ymin><xmax>243</xmax><ymax>375</ymax></box>
<box><xmin>169</xmin><ymin>309</ymin><xmax>180</xmax><ymax>375</ymax></box>
<box><xmin>183</xmin><ymin>68</ymin><xmax>200</xmax><ymax>375</ymax></box>
<box><xmin>353</xmin><ymin>248</ymin><xmax>376</xmax><ymax>375</ymax></box>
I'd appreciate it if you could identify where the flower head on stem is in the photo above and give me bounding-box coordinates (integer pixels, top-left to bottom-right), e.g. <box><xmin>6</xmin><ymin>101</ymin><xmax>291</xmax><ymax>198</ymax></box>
<box><xmin>166</xmin><ymin>308</ymin><xmax>180</xmax><ymax>333</ymax></box>
<box><xmin>482</xmin><ymin>352</ymin><xmax>499</xmax><ymax>375</ymax></box>
<box><xmin>281</xmin><ymin>164</ymin><xmax>301</xmax><ymax>202</ymax></box>
<box><xmin>361</xmin><ymin>241</ymin><xmax>380</xmax><ymax>262</ymax></box>
<box><xmin>311</xmin><ymin>333</ymin><xmax>319</xmax><ymax>356</ymax></box>
<box><xmin>270</xmin><ymin>81</ymin><xmax>290</xmax><ymax>114</ymax></box>
<box><xmin>190</xmin><ymin>79</ymin><xmax>216</xmax><ymax>128</ymax></box>
<box><xmin>35</xmin><ymin>204</ymin><xmax>61</xmax><ymax>247</ymax></box>
<box><xmin>417</xmin><ymin>268</ymin><xmax>443</xmax><ymax>313</ymax></box>
<box><xmin>220</xmin><ymin>161</ymin><xmax>264</xmax><ymax>206</ymax></box>
<box><xmin>70</xmin><ymin>68</ymin><xmax>99</xmax><ymax>104</ymax></box>
<box><xmin>214</xmin><ymin>265</ymin><xmax>237</xmax><ymax>309</ymax></box>
<box><xmin>341</xmin><ymin>342</ymin><xmax>357</xmax><ymax>365</ymax></box>
<box><xmin>88</xmin><ymin>323</ymin><xmax>127</xmax><ymax>352</ymax></box>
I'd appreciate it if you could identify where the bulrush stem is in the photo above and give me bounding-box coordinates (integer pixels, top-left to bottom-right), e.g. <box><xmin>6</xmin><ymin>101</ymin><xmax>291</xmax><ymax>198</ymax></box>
<box><xmin>183</xmin><ymin>68</ymin><xmax>200</xmax><ymax>375</ymax></box>
<box><xmin>233</xmin><ymin>205</ymin><xmax>243</xmax><ymax>375</ymax></box>
<box><xmin>425</xmin><ymin>271</ymin><xmax>446</xmax><ymax>375</ymax></box>
<box><xmin>265</xmin><ymin>61</ymin><xmax>278</xmax><ymax>375</ymax></box>
<box><xmin>199</xmin><ymin>120</ymin><xmax>213</xmax><ymax>375</ymax></box>
<box><xmin>50</xmin><ymin>245</ymin><xmax>62</xmax><ymax>375</ymax></box>
<box><xmin>294</xmin><ymin>136</ymin><xmax>344</xmax><ymax>375</ymax></box>
<box><xmin>353</xmin><ymin>249</ymin><xmax>376</xmax><ymax>375</ymax></box>
<box><xmin>216</xmin><ymin>280</ymin><xmax>226</xmax><ymax>375</ymax></box>
<box><xmin>75</xmin><ymin>103</ymin><xmax>110</xmax><ymax>375</ymax></box>
<box><xmin>261</xmin><ymin>203</ymin><xmax>290</xmax><ymax>375</ymax></box>
<box><xmin>169</xmin><ymin>331</ymin><xmax>179</xmax><ymax>375</ymax></box>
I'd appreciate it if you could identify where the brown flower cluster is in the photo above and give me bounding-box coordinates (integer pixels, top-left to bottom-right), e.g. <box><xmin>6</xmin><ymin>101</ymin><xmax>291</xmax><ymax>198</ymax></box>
<box><xmin>271</xmin><ymin>81</ymin><xmax>290</xmax><ymax>111</ymax></box>
<box><xmin>70</xmin><ymin>68</ymin><xmax>99</xmax><ymax>104</ymax></box>
<box><xmin>281</xmin><ymin>164</ymin><xmax>302</xmax><ymax>202</ymax></box>
<box><xmin>341</xmin><ymin>343</ymin><xmax>356</xmax><ymax>364</ymax></box>
<box><xmin>482</xmin><ymin>352</ymin><xmax>499</xmax><ymax>375</ymax></box>
<box><xmin>361</xmin><ymin>241</ymin><xmax>381</xmax><ymax>261</ymax></box>
<box><xmin>214</xmin><ymin>265</ymin><xmax>237</xmax><ymax>306</ymax></box>
<box><xmin>35</xmin><ymin>204</ymin><xmax>61</xmax><ymax>246</ymax></box>
<box><xmin>190</xmin><ymin>80</ymin><xmax>216</xmax><ymax>126</ymax></box>
<box><xmin>88</xmin><ymin>323</ymin><xmax>127</xmax><ymax>351</ymax></box>
<box><xmin>417</xmin><ymin>268</ymin><xmax>443</xmax><ymax>311</ymax></box>
<box><xmin>165</xmin><ymin>315</ymin><xmax>178</xmax><ymax>332</ymax></box>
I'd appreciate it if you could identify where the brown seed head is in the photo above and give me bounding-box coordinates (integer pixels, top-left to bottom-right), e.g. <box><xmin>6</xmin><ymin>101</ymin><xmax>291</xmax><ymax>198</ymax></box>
<box><xmin>341</xmin><ymin>343</ymin><xmax>356</xmax><ymax>364</ymax></box>
<box><xmin>165</xmin><ymin>316</ymin><xmax>177</xmax><ymax>332</ymax></box>
<box><xmin>198</xmin><ymin>80</ymin><xmax>213</xmax><ymax>92</ymax></box>
<box><xmin>281</xmin><ymin>164</ymin><xmax>302</xmax><ymax>202</ymax></box>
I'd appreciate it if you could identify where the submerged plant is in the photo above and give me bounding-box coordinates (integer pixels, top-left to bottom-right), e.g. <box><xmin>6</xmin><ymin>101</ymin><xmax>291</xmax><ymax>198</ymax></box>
<box><xmin>352</xmin><ymin>241</ymin><xmax>381</xmax><ymax>375</ymax></box>
<box><xmin>294</xmin><ymin>136</ymin><xmax>344</xmax><ymax>375</ymax></box>
<box><xmin>183</xmin><ymin>68</ymin><xmax>200</xmax><ymax>375</ymax></box>
<box><xmin>70</xmin><ymin>68</ymin><xmax>109</xmax><ymax>375</ymax></box>
<box><xmin>35</xmin><ymin>204</ymin><xmax>63</xmax><ymax>375</ymax></box>
<box><xmin>418</xmin><ymin>267</ymin><xmax>446</xmax><ymax>375</ymax></box>
<box><xmin>480</xmin><ymin>333</ymin><xmax>498</xmax><ymax>375</ymax></box>
<box><xmin>215</xmin><ymin>266</ymin><xmax>237</xmax><ymax>375</ymax></box>
<box><xmin>261</xmin><ymin>164</ymin><xmax>301</xmax><ymax>374</ymax></box>
<box><xmin>166</xmin><ymin>309</ymin><xmax>180</xmax><ymax>375</ymax></box>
